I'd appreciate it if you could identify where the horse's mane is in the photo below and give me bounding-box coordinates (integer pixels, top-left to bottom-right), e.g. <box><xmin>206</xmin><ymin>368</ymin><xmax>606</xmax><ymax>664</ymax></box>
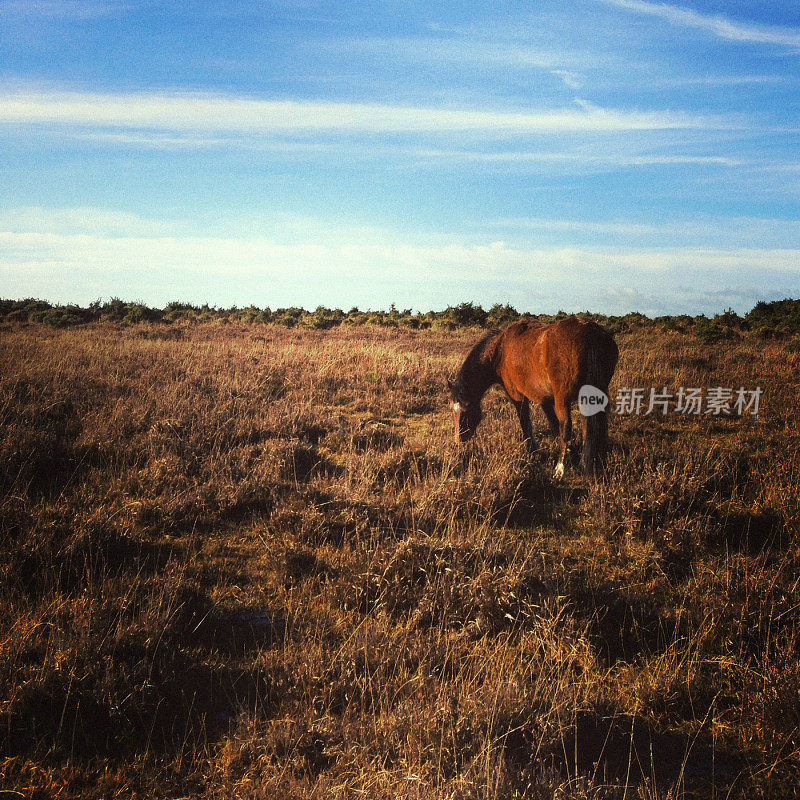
<box><xmin>452</xmin><ymin>329</ymin><xmax>502</xmax><ymax>402</ymax></box>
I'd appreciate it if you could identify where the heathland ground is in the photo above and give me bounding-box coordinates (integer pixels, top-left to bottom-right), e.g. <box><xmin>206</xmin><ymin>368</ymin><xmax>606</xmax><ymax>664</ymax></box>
<box><xmin>1</xmin><ymin>320</ymin><xmax>799</xmax><ymax>798</ymax></box>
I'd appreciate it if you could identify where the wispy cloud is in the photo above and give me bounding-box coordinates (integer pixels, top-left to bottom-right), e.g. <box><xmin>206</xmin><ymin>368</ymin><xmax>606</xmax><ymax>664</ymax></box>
<box><xmin>324</xmin><ymin>36</ymin><xmax>576</xmax><ymax>71</ymax></box>
<box><xmin>0</xmin><ymin>0</ymin><xmax>128</xmax><ymax>17</ymax></box>
<box><xmin>654</xmin><ymin>74</ymin><xmax>789</xmax><ymax>88</ymax></box>
<box><xmin>491</xmin><ymin>218</ymin><xmax>667</xmax><ymax>236</ymax></box>
<box><xmin>599</xmin><ymin>0</ymin><xmax>800</xmax><ymax>48</ymax></box>
<box><xmin>622</xmin><ymin>155</ymin><xmax>742</xmax><ymax>165</ymax></box>
<box><xmin>0</xmin><ymin>206</ymin><xmax>178</xmax><ymax>237</ymax></box>
<box><xmin>0</xmin><ymin>89</ymin><xmax>725</xmax><ymax>135</ymax></box>
<box><xmin>550</xmin><ymin>70</ymin><xmax>583</xmax><ymax>90</ymax></box>
<box><xmin>72</xmin><ymin>131</ymin><xmax>233</xmax><ymax>149</ymax></box>
<box><xmin>413</xmin><ymin>149</ymin><xmax>743</xmax><ymax>168</ymax></box>
<box><xmin>490</xmin><ymin>215</ymin><xmax>800</xmax><ymax>246</ymax></box>
<box><xmin>62</xmin><ymin>130</ymin><xmax>746</xmax><ymax>171</ymax></box>
<box><xmin>11</xmin><ymin>206</ymin><xmax>800</xmax><ymax>250</ymax></box>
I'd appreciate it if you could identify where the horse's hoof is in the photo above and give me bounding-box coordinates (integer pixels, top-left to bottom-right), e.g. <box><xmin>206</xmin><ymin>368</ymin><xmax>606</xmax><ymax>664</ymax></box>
<box><xmin>553</xmin><ymin>463</ymin><xmax>565</xmax><ymax>480</ymax></box>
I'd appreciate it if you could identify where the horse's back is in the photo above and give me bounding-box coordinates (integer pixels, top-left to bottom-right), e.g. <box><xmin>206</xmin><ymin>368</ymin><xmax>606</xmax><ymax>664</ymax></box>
<box><xmin>544</xmin><ymin>316</ymin><xmax>617</xmax><ymax>388</ymax></box>
<box><xmin>494</xmin><ymin>320</ymin><xmax>549</xmax><ymax>399</ymax></box>
<box><xmin>498</xmin><ymin>316</ymin><xmax>617</xmax><ymax>402</ymax></box>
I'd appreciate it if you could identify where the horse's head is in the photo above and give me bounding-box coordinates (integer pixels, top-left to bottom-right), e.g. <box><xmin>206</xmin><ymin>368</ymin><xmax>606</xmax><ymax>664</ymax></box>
<box><xmin>448</xmin><ymin>379</ymin><xmax>482</xmax><ymax>443</ymax></box>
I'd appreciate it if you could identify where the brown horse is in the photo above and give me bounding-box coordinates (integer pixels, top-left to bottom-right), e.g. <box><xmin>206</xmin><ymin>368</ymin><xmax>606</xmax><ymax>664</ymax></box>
<box><xmin>449</xmin><ymin>316</ymin><xmax>618</xmax><ymax>476</ymax></box>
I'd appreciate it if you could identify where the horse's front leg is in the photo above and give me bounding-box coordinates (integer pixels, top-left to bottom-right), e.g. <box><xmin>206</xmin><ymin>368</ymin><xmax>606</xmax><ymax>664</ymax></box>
<box><xmin>513</xmin><ymin>399</ymin><xmax>537</xmax><ymax>453</ymax></box>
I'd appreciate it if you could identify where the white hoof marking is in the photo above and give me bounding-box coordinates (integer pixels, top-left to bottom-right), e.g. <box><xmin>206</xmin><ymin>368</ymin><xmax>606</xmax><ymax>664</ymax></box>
<box><xmin>554</xmin><ymin>462</ymin><xmax>565</xmax><ymax>480</ymax></box>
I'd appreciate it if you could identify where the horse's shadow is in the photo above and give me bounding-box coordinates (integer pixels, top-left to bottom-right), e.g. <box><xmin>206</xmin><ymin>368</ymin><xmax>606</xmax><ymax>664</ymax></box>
<box><xmin>492</xmin><ymin>458</ymin><xmax>588</xmax><ymax>529</ymax></box>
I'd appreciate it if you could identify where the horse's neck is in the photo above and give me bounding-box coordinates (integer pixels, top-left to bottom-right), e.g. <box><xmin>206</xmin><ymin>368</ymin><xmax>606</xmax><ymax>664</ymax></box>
<box><xmin>465</xmin><ymin>340</ymin><xmax>500</xmax><ymax>400</ymax></box>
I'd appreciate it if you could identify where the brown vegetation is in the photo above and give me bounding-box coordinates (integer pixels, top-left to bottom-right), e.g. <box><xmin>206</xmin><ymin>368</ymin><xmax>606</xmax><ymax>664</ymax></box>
<box><xmin>1</xmin><ymin>322</ymin><xmax>799</xmax><ymax>798</ymax></box>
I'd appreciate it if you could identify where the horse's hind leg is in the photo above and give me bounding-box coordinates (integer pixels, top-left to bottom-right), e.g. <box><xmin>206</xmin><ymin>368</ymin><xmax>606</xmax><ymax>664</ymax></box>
<box><xmin>513</xmin><ymin>399</ymin><xmax>537</xmax><ymax>453</ymax></box>
<box><xmin>541</xmin><ymin>398</ymin><xmax>559</xmax><ymax>436</ymax></box>
<box><xmin>553</xmin><ymin>396</ymin><xmax>573</xmax><ymax>479</ymax></box>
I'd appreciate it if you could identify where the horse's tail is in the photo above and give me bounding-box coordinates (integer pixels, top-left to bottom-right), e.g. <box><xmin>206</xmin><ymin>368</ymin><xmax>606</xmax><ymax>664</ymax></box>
<box><xmin>582</xmin><ymin>327</ymin><xmax>618</xmax><ymax>475</ymax></box>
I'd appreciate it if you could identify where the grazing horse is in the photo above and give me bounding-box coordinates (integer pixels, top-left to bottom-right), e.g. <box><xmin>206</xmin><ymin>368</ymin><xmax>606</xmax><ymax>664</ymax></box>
<box><xmin>449</xmin><ymin>316</ymin><xmax>618</xmax><ymax>476</ymax></box>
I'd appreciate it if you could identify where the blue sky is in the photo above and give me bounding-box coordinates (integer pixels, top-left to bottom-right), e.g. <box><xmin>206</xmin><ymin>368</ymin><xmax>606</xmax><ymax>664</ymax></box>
<box><xmin>1</xmin><ymin>0</ymin><xmax>799</xmax><ymax>315</ymax></box>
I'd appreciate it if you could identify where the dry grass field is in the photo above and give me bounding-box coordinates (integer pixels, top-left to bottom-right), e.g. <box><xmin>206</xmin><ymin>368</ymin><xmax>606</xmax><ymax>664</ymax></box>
<box><xmin>1</xmin><ymin>321</ymin><xmax>799</xmax><ymax>799</ymax></box>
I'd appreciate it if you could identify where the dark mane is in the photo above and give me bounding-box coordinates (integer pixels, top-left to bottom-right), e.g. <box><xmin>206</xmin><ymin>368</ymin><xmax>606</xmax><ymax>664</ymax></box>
<box><xmin>452</xmin><ymin>329</ymin><xmax>501</xmax><ymax>403</ymax></box>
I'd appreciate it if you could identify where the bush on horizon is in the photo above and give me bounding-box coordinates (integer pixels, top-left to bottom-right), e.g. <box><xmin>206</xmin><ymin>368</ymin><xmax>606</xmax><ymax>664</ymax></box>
<box><xmin>1</xmin><ymin>296</ymin><xmax>799</xmax><ymax>338</ymax></box>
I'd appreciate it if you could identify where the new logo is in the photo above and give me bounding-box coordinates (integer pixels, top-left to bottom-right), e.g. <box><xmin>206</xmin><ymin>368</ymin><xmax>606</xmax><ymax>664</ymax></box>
<box><xmin>578</xmin><ymin>384</ymin><xmax>609</xmax><ymax>417</ymax></box>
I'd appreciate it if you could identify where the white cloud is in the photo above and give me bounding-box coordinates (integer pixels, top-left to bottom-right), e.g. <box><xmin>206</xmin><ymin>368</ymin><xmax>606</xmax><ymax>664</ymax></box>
<box><xmin>4</xmin><ymin>209</ymin><xmax>799</xmax><ymax>278</ymax></box>
<box><xmin>0</xmin><ymin>89</ymin><xmax>723</xmax><ymax>135</ymax></box>
<box><xmin>3</xmin><ymin>228</ymin><xmax>799</xmax><ymax>279</ymax></box>
<box><xmin>599</xmin><ymin>0</ymin><xmax>800</xmax><ymax>48</ymax></box>
<box><xmin>2</xmin><ymin>217</ymin><xmax>797</xmax><ymax>314</ymax></box>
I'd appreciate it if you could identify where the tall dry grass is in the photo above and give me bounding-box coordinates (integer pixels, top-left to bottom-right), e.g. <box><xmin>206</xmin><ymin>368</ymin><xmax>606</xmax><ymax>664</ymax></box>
<box><xmin>0</xmin><ymin>322</ymin><xmax>798</xmax><ymax>798</ymax></box>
